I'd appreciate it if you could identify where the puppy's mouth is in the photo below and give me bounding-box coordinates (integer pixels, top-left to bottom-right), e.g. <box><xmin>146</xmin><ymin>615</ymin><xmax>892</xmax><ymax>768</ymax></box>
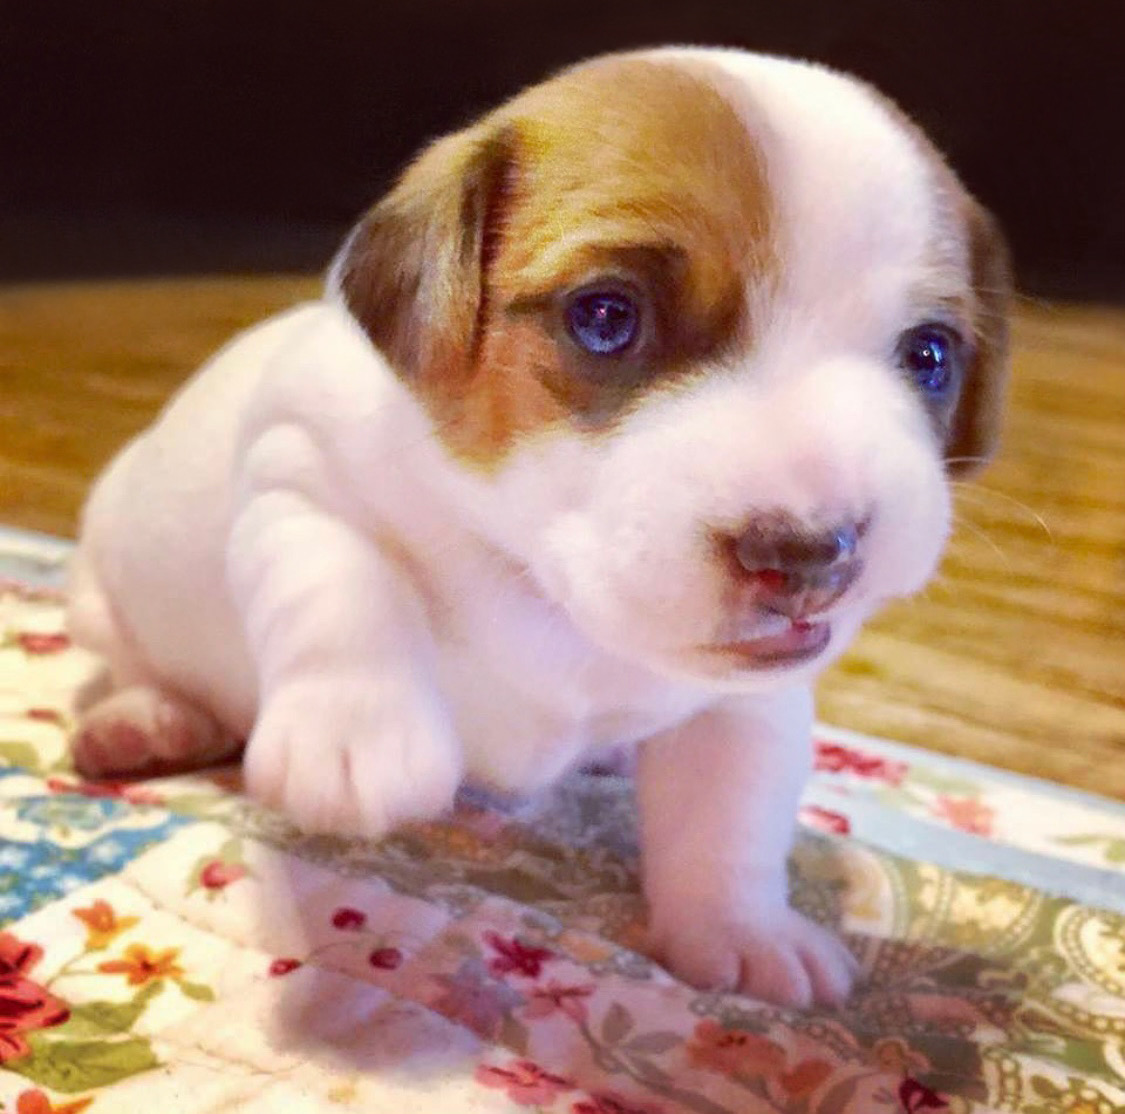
<box><xmin>703</xmin><ymin>616</ymin><xmax>832</xmax><ymax>669</ymax></box>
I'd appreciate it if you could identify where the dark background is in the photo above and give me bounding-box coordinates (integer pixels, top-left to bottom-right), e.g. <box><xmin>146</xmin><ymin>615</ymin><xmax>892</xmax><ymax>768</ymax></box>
<box><xmin>3</xmin><ymin>0</ymin><xmax>1123</xmax><ymax>299</ymax></box>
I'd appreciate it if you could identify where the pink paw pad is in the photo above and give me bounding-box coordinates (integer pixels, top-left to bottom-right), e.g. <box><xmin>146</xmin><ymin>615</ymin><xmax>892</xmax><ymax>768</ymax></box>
<box><xmin>72</xmin><ymin>687</ymin><xmax>234</xmax><ymax>778</ymax></box>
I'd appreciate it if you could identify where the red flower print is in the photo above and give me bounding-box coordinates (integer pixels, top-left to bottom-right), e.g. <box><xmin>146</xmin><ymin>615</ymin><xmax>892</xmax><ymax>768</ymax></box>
<box><xmin>475</xmin><ymin>1059</ymin><xmax>573</xmax><ymax>1105</ymax></box>
<box><xmin>932</xmin><ymin>795</ymin><xmax>994</xmax><ymax>837</ymax></box>
<box><xmin>269</xmin><ymin>957</ymin><xmax>302</xmax><ymax>977</ymax></box>
<box><xmin>331</xmin><ymin>907</ymin><xmax>367</xmax><ymax>931</ymax></box>
<box><xmin>899</xmin><ymin>1078</ymin><xmax>948</xmax><ymax>1112</ymax></box>
<box><xmin>0</xmin><ymin>933</ymin><xmax>71</xmax><ymax>1064</ymax></box>
<box><xmin>779</xmin><ymin>1058</ymin><xmax>833</xmax><ymax>1098</ymax></box>
<box><xmin>200</xmin><ymin>860</ymin><xmax>248</xmax><ymax>890</ymax></box>
<box><xmin>524</xmin><ymin>980</ymin><xmax>595</xmax><ymax>1023</ymax></box>
<box><xmin>16</xmin><ymin>1090</ymin><xmax>93</xmax><ymax>1114</ymax></box>
<box><xmin>572</xmin><ymin>1092</ymin><xmax>662</xmax><ymax>1114</ymax></box>
<box><xmin>46</xmin><ymin>777</ymin><xmax>163</xmax><ymax>806</ymax></box>
<box><xmin>26</xmin><ymin>708</ymin><xmax>66</xmax><ymax>726</ymax></box>
<box><xmin>814</xmin><ymin>741</ymin><xmax>908</xmax><ymax>786</ymax></box>
<box><xmin>368</xmin><ymin>947</ymin><xmax>403</xmax><ymax>970</ymax></box>
<box><xmin>687</xmin><ymin>1020</ymin><xmax>836</xmax><ymax>1099</ymax></box>
<box><xmin>0</xmin><ymin>934</ymin><xmax>47</xmax><ymax>978</ymax></box>
<box><xmin>484</xmin><ymin>931</ymin><xmax>554</xmax><ymax>978</ymax></box>
<box><xmin>799</xmin><ymin>804</ymin><xmax>852</xmax><ymax>836</ymax></box>
<box><xmin>13</xmin><ymin>631</ymin><xmax>71</xmax><ymax>655</ymax></box>
<box><xmin>687</xmin><ymin>1019</ymin><xmax>786</xmax><ymax>1077</ymax></box>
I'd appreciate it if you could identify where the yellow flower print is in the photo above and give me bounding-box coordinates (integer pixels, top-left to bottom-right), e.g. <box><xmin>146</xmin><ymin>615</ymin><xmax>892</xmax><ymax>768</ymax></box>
<box><xmin>71</xmin><ymin>900</ymin><xmax>139</xmax><ymax>951</ymax></box>
<box><xmin>97</xmin><ymin>944</ymin><xmax>185</xmax><ymax>986</ymax></box>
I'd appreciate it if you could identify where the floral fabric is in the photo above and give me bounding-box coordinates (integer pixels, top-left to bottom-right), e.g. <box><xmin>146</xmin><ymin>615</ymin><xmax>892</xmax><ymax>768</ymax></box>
<box><xmin>2</xmin><ymin>540</ymin><xmax>1125</xmax><ymax>1113</ymax></box>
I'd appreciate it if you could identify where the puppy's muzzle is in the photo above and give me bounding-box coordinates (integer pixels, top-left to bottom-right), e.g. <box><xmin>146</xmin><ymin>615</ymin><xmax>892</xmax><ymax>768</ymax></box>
<box><xmin>731</xmin><ymin>514</ymin><xmax>866</xmax><ymax>620</ymax></box>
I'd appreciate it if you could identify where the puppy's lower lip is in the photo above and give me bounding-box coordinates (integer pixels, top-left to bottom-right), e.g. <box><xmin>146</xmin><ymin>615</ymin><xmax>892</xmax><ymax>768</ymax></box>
<box><xmin>707</xmin><ymin>620</ymin><xmax>831</xmax><ymax>668</ymax></box>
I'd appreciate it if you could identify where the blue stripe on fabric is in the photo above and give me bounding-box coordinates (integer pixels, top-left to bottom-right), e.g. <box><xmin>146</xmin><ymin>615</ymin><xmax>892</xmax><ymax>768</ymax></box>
<box><xmin>0</xmin><ymin>525</ymin><xmax>72</xmax><ymax>590</ymax></box>
<box><xmin>803</xmin><ymin>786</ymin><xmax>1125</xmax><ymax>914</ymax></box>
<box><xmin>0</xmin><ymin>814</ymin><xmax>193</xmax><ymax>926</ymax></box>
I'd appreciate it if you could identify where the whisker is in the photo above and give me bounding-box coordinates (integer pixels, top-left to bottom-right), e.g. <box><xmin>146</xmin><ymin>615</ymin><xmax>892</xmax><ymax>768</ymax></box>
<box><xmin>944</xmin><ymin>455</ymin><xmax>991</xmax><ymax>469</ymax></box>
<box><xmin>951</xmin><ymin>514</ymin><xmax>1012</xmax><ymax>569</ymax></box>
<box><xmin>951</xmin><ymin>482</ymin><xmax>1054</xmax><ymax>541</ymax></box>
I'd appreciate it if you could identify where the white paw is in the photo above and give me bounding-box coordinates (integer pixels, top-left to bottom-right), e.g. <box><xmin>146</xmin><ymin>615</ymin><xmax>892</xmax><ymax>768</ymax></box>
<box><xmin>649</xmin><ymin>900</ymin><xmax>858</xmax><ymax>1008</ymax></box>
<box><xmin>244</xmin><ymin>673</ymin><xmax>461</xmax><ymax>840</ymax></box>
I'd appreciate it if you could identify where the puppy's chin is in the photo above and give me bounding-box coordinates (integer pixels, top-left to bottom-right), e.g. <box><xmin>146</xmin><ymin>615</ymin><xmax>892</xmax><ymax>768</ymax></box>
<box><xmin>647</xmin><ymin>605</ymin><xmax>872</xmax><ymax>691</ymax></box>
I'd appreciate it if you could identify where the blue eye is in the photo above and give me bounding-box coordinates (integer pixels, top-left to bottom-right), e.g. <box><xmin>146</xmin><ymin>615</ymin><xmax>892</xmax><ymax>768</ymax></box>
<box><xmin>897</xmin><ymin>324</ymin><xmax>963</xmax><ymax>394</ymax></box>
<box><xmin>565</xmin><ymin>290</ymin><xmax>639</xmax><ymax>356</ymax></box>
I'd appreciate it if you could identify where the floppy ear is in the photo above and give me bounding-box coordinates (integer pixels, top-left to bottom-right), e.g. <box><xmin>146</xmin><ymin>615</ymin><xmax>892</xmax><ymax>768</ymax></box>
<box><xmin>946</xmin><ymin>202</ymin><xmax>1013</xmax><ymax>476</ymax></box>
<box><xmin>330</xmin><ymin>126</ymin><xmax>514</xmax><ymax>400</ymax></box>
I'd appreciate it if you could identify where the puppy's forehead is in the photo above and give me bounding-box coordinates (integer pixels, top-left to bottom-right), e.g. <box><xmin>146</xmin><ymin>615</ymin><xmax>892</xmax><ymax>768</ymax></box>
<box><xmin>492</xmin><ymin>55</ymin><xmax>774</xmax><ymax>296</ymax></box>
<box><xmin>682</xmin><ymin>50</ymin><xmax>969</xmax><ymax>316</ymax></box>
<box><xmin>492</xmin><ymin>50</ymin><xmax>964</xmax><ymax>330</ymax></box>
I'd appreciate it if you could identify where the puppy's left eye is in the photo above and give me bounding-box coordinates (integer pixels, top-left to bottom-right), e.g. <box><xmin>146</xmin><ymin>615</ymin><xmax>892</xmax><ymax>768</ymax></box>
<box><xmin>897</xmin><ymin>323</ymin><xmax>964</xmax><ymax>394</ymax></box>
<box><xmin>565</xmin><ymin>289</ymin><xmax>639</xmax><ymax>356</ymax></box>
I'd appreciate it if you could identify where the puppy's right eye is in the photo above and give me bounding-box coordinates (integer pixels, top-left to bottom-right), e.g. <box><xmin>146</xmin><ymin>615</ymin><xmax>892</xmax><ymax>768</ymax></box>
<box><xmin>565</xmin><ymin>289</ymin><xmax>639</xmax><ymax>356</ymax></box>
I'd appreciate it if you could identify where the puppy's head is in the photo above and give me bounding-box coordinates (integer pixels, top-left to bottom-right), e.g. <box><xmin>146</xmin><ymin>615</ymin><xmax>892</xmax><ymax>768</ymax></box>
<box><xmin>332</xmin><ymin>48</ymin><xmax>1012</xmax><ymax>687</ymax></box>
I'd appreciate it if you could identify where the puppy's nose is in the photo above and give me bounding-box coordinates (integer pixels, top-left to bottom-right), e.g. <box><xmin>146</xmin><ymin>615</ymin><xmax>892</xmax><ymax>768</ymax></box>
<box><xmin>731</xmin><ymin>514</ymin><xmax>864</xmax><ymax>618</ymax></box>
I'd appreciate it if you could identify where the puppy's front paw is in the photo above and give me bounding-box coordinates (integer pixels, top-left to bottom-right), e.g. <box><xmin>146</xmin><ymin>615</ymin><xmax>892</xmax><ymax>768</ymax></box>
<box><xmin>650</xmin><ymin>900</ymin><xmax>858</xmax><ymax>1009</ymax></box>
<box><xmin>244</xmin><ymin>674</ymin><xmax>461</xmax><ymax>840</ymax></box>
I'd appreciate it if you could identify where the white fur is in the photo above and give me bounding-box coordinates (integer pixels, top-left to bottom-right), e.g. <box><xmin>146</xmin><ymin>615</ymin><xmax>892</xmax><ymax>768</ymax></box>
<box><xmin>68</xmin><ymin>49</ymin><xmax>978</xmax><ymax>1008</ymax></box>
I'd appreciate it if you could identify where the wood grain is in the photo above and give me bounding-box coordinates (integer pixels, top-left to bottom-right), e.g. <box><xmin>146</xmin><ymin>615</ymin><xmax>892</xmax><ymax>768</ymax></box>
<box><xmin>2</xmin><ymin>278</ymin><xmax>1123</xmax><ymax>796</ymax></box>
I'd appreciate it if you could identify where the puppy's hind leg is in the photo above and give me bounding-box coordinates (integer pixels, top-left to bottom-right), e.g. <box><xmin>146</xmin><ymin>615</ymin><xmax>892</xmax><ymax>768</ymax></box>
<box><xmin>73</xmin><ymin>685</ymin><xmax>240</xmax><ymax>778</ymax></box>
<box><xmin>66</xmin><ymin>547</ymin><xmax>239</xmax><ymax>778</ymax></box>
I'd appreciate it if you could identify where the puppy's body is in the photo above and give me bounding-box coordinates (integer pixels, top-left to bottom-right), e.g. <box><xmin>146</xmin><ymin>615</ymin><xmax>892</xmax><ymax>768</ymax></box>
<box><xmin>73</xmin><ymin>302</ymin><xmax>707</xmax><ymax>781</ymax></box>
<box><xmin>68</xmin><ymin>48</ymin><xmax>1010</xmax><ymax>1007</ymax></box>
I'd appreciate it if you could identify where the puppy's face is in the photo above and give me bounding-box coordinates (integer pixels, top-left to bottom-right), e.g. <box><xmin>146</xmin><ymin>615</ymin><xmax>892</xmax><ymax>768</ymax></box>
<box><xmin>335</xmin><ymin>49</ymin><xmax>1011</xmax><ymax>688</ymax></box>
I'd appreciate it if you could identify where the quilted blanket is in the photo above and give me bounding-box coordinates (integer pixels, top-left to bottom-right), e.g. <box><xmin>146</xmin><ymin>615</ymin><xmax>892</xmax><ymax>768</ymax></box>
<box><xmin>1</xmin><ymin>528</ymin><xmax>1124</xmax><ymax>1114</ymax></box>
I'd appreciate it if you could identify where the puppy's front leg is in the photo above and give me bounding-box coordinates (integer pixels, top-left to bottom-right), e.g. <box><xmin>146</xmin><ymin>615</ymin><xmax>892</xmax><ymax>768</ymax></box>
<box><xmin>638</xmin><ymin>688</ymin><xmax>857</xmax><ymax>1008</ymax></box>
<box><xmin>228</xmin><ymin>473</ymin><xmax>461</xmax><ymax>839</ymax></box>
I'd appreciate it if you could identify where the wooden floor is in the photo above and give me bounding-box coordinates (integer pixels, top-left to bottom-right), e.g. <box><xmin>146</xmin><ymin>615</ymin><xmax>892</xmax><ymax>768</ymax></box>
<box><xmin>2</xmin><ymin>277</ymin><xmax>1124</xmax><ymax>797</ymax></box>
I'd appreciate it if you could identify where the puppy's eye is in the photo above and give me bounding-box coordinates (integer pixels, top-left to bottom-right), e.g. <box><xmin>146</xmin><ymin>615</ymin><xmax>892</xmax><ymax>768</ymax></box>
<box><xmin>896</xmin><ymin>323</ymin><xmax>964</xmax><ymax>394</ymax></box>
<box><xmin>565</xmin><ymin>289</ymin><xmax>639</xmax><ymax>356</ymax></box>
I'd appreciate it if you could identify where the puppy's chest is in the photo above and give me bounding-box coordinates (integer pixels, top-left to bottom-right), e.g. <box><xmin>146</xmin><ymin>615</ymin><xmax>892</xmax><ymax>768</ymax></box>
<box><xmin>427</xmin><ymin>564</ymin><xmax>705</xmax><ymax>790</ymax></box>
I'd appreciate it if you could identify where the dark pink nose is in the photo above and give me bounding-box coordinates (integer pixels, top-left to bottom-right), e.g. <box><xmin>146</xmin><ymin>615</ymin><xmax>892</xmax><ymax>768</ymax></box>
<box><xmin>730</xmin><ymin>514</ymin><xmax>865</xmax><ymax>619</ymax></box>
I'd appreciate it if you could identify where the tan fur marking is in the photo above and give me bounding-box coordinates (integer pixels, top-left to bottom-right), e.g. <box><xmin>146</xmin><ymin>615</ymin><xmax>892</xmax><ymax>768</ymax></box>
<box><xmin>864</xmin><ymin>84</ymin><xmax>1013</xmax><ymax>471</ymax></box>
<box><xmin>339</xmin><ymin>54</ymin><xmax>774</xmax><ymax>467</ymax></box>
<box><xmin>946</xmin><ymin>201</ymin><xmax>1012</xmax><ymax>472</ymax></box>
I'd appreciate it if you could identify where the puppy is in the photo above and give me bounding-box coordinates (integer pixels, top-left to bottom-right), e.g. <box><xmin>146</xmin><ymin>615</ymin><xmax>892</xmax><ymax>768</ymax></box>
<box><xmin>67</xmin><ymin>47</ymin><xmax>1010</xmax><ymax>1008</ymax></box>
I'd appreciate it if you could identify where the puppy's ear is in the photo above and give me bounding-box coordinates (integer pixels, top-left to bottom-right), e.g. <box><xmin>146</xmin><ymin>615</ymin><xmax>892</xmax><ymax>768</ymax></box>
<box><xmin>946</xmin><ymin>202</ymin><xmax>1013</xmax><ymax>476</ymax></box>
<box><xmin>331</xmin><ymin>126</ymin><xmax>514</xmax><ymax>394</ymax></box>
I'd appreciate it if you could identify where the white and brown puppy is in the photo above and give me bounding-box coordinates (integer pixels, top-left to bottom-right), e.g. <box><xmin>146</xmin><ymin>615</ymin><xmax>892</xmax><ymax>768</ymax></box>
<box><xmin>67</xmin><ymin>47</ymin><xmax>1010</xmax><ymax>1008</ymax></box>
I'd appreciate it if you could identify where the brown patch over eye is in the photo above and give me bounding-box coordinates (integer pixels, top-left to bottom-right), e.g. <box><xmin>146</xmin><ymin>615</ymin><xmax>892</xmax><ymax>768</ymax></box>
<box><xmin>338</xmin><ymin>53</ymin><xmax>775</xmax><ymax>469</ymax></box>
<box><xmin>500</xmin><ymin>242</ymin><xmax>747</xmax><ymax>425</ymax></box>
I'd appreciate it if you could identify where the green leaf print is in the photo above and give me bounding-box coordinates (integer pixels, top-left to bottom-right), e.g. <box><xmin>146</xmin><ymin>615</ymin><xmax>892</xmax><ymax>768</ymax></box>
<box><xmin>178</xmin><ymin>979</ymin><xmax>216</xmax><ymax>1002</ymax></box>
<box><xmin>1056</xmin><ymin>833</ymin><xmax>1125</xmax><ymax>864</ymax></box>
<box><xmin>0</xmin><ymin>740</ymin><xmax>45</xmax><ymax>773</ymax></box>
<box><xmin>600</xmin><ymin>1001</ymin><xmax>635</xmax><ymax>1045</ymax></box>
<box><xmin>52</xmin><ymin>981</ymin><xmax>164</xmax><ymax>1039</ymax></box>
<box><xmin>11</xmin><ymin>1036</ymin><xmax>159</xmax><ymax>1093</ymax></box>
